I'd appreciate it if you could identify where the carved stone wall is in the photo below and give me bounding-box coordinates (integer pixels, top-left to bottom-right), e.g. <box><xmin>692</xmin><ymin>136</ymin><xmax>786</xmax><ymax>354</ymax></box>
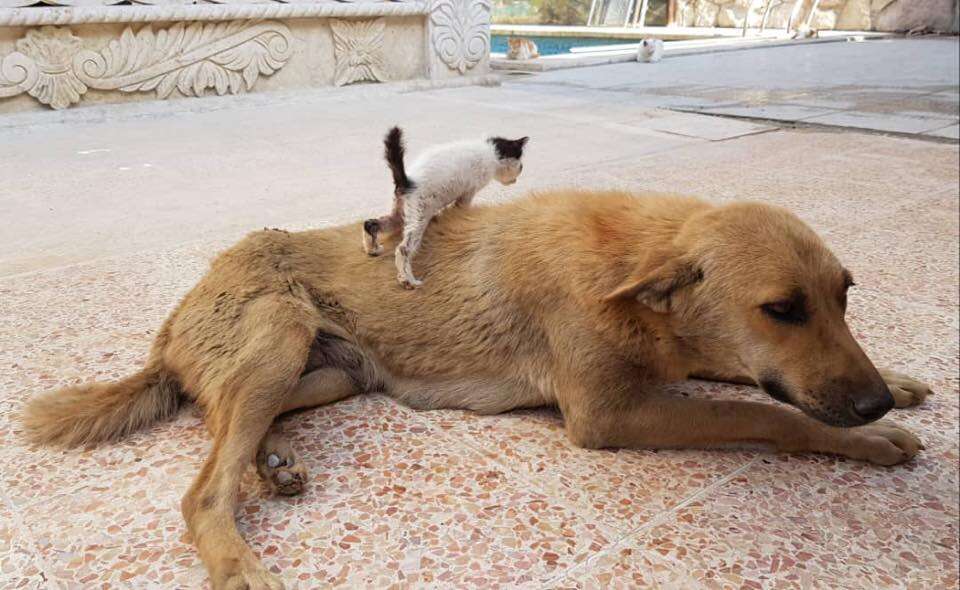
<box><xmin>673</xmin><ymin>0</ymin><xmax>958</xmax><ymax>32</ymax></box>
<box><xmin>0</xmin><ymin>0</ymin><xmax>492</xmax><ymax>112</ymax></box>
<box><xmin>428</xmin><ymin>0</ymin><xmax>491</xmax><ymax>79</ymax></box>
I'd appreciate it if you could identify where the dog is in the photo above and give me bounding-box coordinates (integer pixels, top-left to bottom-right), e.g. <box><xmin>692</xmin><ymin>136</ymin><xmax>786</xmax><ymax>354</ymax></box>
<box><xmin>22</xmin><ymin>190</ymin><xmax>932</xmax><ymax>590</ymax></box>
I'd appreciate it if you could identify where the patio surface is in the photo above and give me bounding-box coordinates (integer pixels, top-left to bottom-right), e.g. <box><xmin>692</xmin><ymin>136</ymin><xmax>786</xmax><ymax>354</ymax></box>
<box><xmin>0</xmin><ymin>38</ymin><xmax>958</xmax><ymax>588</ymax></box>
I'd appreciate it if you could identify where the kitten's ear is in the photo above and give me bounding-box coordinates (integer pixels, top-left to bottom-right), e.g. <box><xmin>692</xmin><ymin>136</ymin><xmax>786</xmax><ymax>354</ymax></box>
<box><xmin>518</xmin><ymin>136</ymin><xmax>529</xmax><ymax>148</ymax></box>
<box><xmin>490</xmin><ymin>136</ymin><xmax>527</xmax><ymax>159</ymax></box>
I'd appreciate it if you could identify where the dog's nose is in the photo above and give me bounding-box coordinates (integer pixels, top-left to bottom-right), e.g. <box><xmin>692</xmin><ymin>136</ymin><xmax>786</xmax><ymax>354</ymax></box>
<box><xmin>853</xmin><ymin>393</ymin><xmax>894</xmax><ymax>421</ymax></box>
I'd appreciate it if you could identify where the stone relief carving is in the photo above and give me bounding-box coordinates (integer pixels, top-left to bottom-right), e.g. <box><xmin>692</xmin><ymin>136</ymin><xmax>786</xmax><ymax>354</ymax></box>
<box><xmin>0</xmin><ymin>20</ymin><xmax>293</xmax><ymax>109</ymax></box>
<box><xmin>330</xmin><ymin>18</ymin><xmax>386</xmax><ymax>86</ymax></box>
<box><xmin>429</xmin><ymin>0</ymin><xmax>490</xmax><ymax>74</ymax></box>
<box><xmin>8</xmin><ymin>27</ymin><xmax>87</xmax><ymax>109</ymax></box>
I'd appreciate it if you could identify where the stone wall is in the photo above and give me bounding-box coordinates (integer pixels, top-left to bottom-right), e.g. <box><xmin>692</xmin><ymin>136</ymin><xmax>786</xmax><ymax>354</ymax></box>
<box><xmin>0</xmin><ymin>0</ymin><xmax>493</xmax><ymax>113</ymax></box>
<box><xmin>673</xmin><ymin>0</ymin><xmax>959</xmax><ymax>32</ymax></box>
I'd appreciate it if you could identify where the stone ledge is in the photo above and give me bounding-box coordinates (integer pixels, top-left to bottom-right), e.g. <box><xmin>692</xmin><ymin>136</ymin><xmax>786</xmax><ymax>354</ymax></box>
<box><xmin>0</xmin><ymin>2</ymin><xmax>428</xmax><ymax>26</ymax></box>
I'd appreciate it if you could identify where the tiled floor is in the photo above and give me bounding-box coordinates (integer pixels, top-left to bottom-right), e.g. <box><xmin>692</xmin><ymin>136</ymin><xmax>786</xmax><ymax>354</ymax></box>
<box><xmin>1</xmin><ymin>50</ymin><xmax>958</xmax><ymax>588</ymax></box>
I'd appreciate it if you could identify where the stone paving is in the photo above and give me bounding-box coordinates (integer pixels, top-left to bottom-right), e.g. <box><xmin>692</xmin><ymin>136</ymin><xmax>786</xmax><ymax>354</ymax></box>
<box><xmin>0</xmin><ymin>38</ymin><xmax>957</xmax><ymax>589</ymax></box>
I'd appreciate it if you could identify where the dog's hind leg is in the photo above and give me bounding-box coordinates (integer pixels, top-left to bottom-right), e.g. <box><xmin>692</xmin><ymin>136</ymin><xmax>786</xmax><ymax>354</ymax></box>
<box><xmin>255</xmin><ymin>368</ymin><xmax>359</xmax><ymax>496</ymax></box>
<box><xmin>182</xmin><ymin>295</ymin><xmax>315</xmax><ymax>590</ymax></box>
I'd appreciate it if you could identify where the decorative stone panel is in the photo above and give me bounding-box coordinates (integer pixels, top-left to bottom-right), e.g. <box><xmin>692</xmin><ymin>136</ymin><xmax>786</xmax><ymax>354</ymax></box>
<box><xmin>429</xmin><ymin>0</ymin><xmax>491</xmax><ymax>76</ymax></box>
<box><xmin>0</xmin><ymin>1</ymin><xmax>495</xmax><ymax>112</ymax></box>
<box><xmin>1</xmin><ymin>20</ymin><xmax>293</xmax><ymax>109</ymax></box>
<box><xmin>330</xmin><ymin>18</ymin><xmax>385</xmax><ymax>86</ymax></box>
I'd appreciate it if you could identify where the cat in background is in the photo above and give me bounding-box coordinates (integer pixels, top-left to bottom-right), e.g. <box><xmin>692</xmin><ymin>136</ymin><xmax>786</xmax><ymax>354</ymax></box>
<box><xmin>363</xmin><ymin>127</ymin><xmax>530</xmax><ymax>289</ymax></box>
<box><xmin>507</xmin><ymin>37</ymin><xmax>540</xmax><ymax>60</ymax></box>
<box><xmin>637</xmin><ymin>38</ymin><xmax>664</xmax><ymax>63</ymax></box>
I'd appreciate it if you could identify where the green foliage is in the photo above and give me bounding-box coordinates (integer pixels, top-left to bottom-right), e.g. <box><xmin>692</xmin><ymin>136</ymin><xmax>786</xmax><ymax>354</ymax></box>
<box><xmin>530</xmin><ymin>0</ymin><xmax>592</xmax><ymax>25</ymax></box>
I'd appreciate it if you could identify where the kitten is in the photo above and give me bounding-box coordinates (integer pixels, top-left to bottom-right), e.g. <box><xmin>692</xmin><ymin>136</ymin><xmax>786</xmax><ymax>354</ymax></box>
<box><xmin>507</xmin><ymin>37</ymin><xmax>540</xmax><ymax>60</ymax></box>
<box><xmin>362</xmin><ymin>127</ymin><xmax>529</xmax><ymax>289</ymax></box>
<box><xmin>637</xmin><ymin>38</ymin><xmax>664</xmax><ymax>63</ymax></box>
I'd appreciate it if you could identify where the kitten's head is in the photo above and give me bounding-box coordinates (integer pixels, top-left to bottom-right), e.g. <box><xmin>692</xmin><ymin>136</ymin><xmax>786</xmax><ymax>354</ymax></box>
<box><xmin>489</xmin><ymin>136</ymin><xmax>529</xmax><ymax>185</ymax></box>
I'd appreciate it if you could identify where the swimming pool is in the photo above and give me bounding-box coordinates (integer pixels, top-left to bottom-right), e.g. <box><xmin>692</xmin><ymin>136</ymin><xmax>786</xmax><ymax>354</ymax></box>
<box><xmin>490</xmin><ymin>34</ymin><xmax>639</xmax><ymax>56</ymax></box>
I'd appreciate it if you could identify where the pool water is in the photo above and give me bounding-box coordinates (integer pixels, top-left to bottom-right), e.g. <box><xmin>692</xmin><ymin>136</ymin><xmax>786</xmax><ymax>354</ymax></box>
<box><xmin>491</xmin><ymin>34</ymin><xmax>639</xmax><ymax>56</ymax></box>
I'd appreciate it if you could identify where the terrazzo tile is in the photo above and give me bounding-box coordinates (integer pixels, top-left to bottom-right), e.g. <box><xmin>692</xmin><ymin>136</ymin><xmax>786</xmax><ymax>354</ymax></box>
<box><xmin>18</xmin><ymin>460</ymin><xmax>209</xmax><ymax>589</ymax></box>
<box><xmin>1</xmin><ymin>122</ymin><xmax>957</xmax><ymax>589</ymax></box>
<box><xmin>256</xmin><ymin>396</ymin><xmax>619</xmax><ymax>588</ymax></box>
<box><xmin>557</xmin><ymin>443</ymin><xmax>959</xmax><ymax>590</ymax></box>
<box><xmin>605</xmin><ymin>131</ymin><xmax>959</xmax><ymax>230</ymax></box>
<box><xmin>843</xmin><ymin>288</ymin><xmax>959</xmax><ymax>435</ymax></box>
<box><xmin>8</xmin><ymin>391</ymin><xmax>622</xmax><ymax>588</ymax></box>
<box><xmin>823</xmin><ymin>198</ymin><xmax>959</xmax><ymax>312</ymax></box>
<box><xmin>0</xmin><ymin>499</ymin><xmax>49</xmax><ymax>590</ymax></box>
<box><xmin>417</xmin><ymin>405</ymin><xmax>752</xmax><ymax>534</ymax></box>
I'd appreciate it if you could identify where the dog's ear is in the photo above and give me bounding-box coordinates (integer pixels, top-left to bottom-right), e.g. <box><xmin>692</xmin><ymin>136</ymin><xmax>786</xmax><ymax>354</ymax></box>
<box><xmin>603</xmin><ymin>257</ymin><xmax>703</xmax><ymax>313</ymax></box>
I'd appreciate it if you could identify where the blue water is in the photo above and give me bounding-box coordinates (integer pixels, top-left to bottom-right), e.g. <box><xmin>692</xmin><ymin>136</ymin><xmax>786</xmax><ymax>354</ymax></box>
<box><xmin>491</xmin><ymin>34</ymin><xmax>638</xmax><ymax>56</ymax></box>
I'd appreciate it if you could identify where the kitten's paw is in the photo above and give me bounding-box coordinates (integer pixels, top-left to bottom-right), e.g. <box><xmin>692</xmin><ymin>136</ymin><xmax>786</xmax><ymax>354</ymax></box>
<box><xmin>398</xmin><ymin>273</ymin><xmax>423</xmax><ymax>290</ymax></box>
<box><xmin>362</xmin><ymin>221</ymin><xmax>381</xmax><ymax>256</ymax></box>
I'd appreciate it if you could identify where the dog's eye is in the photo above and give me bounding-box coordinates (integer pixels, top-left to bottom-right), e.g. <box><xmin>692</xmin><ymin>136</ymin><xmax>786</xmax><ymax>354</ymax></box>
<box><xmin>761</xmin><ymin>300</ymin><xmax>807</xmax><ymax>325</ymax></box>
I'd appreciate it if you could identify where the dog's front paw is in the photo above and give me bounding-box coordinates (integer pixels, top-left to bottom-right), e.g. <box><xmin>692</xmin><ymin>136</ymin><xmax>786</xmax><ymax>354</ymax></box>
<box><xmin>845</xmin><ymin>421</ymin><xmax>924</xmax><ymax>466</ymax></box>
<box><xmin>879</xmin><ymin>369</ymin><xmax>933</xmax><ymax>408</ymax></box>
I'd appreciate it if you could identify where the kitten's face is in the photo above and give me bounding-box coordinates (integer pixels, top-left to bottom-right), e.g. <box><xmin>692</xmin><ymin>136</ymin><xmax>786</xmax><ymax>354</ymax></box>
<box><xmin>495</xmin><ymin>159</ymin><xmax>523</xmax><ymax>185</ymax></box>
<box><xmin>489</xmin><ymin>136</ymin><xmax>529</xmax><ymax>185</ymax></box>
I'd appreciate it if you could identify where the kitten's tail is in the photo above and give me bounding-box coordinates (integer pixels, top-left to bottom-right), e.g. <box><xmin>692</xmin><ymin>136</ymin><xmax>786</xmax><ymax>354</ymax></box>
<box><xmin>384</xmin><ymin>126</ymin><xmax>413</xmax><ymax>194</ymax></box>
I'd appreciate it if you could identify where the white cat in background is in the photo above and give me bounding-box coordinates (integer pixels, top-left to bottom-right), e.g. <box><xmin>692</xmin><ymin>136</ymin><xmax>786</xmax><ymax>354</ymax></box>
<box><xmin>637</xmin><ymin>38</ymin><xmax>664</xmax><ymax>63</ymax></box>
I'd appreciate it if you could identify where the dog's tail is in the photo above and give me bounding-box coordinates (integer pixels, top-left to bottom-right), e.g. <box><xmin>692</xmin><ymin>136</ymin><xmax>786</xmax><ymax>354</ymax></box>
<box><xmin>384</xmin><ymin>126</ymin><xmax>413</xmax><ymax>194</ymax></box>
<box><xmin>21</xmin><ymin>360</ymin><xmax>181</xmax><ymax>449</ymax></box>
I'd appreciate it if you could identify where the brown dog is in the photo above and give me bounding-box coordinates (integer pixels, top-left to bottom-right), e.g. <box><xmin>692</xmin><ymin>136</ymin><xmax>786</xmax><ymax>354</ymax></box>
<box><xmin>22</xmin><ymin>189</ymin><xmax>932</xmax><ymax>589</ymax></box>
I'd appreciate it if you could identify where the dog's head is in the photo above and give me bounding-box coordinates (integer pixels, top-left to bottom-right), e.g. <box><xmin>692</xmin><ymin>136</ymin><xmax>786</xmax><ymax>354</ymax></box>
<box><xmin>605</xmin><ymin>202</ymin><xmax>893</xmax><ymax>427</ymax></box>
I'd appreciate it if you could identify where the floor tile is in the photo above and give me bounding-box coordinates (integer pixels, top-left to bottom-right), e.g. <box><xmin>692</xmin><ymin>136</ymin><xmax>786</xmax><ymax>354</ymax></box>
<box><xmin>621</xmin><ymin>111</ymin><xmax>776</xmax><ymax>141</ymax></box>
<box><xmin>0</xmin><ymin>499</ymin><xmax>49</xmax><ymax>590</ymax></box>
<box><xmin>418</xmin><ymin>404</ymin><xmax>752</xmax><ymax>533</ymax></box>
<box><xmin>558</xmin><ymin>445</ymin><xmax>959</xmax><ymax>590</ymax></box>
<box><xmin>695</xmin><ymin>103</ymin><xmax>839</xmax><ymax>122</ymax></box>
<box><xmin>803</xmin><ymin>110</ymin><xmax>956</xmax><ymax>135</ymax></box>
<box><xmin>923</xmin><ymin>124</ymin><xmax>960</xmax><ymax>140</ymax></box>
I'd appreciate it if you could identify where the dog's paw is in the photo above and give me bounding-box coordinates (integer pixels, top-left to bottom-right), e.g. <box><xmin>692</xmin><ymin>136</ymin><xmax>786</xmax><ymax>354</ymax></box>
<box><xmin>846</xmin><ymin>421</ymin><xmax>924</xmax><ymax>466</ymax></box>
<box><xmin>218</xmin><ymin>564</ymin><xmax>284</xmax><ymax>590</ymax></box>
<box><xmin>365</xmin><ymin>245</ymin><xmax>383</xmax><ymax>257</ymax></box>
<box><xmin>256</xmin><ymin>435</ymin><xmax>307</xmax><ymax>496</ymax></box>
<box><xmin>879</xmin><ymin>369</ymin><xmax>933</xmax><ymax>408</ymax></box>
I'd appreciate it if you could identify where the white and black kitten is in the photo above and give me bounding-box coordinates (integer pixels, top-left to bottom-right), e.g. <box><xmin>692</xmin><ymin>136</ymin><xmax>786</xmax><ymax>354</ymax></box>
<box><xmin>363</xmin><ymin>126</ymin><xmax>529</xmax><ymax>289</ymax></box>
